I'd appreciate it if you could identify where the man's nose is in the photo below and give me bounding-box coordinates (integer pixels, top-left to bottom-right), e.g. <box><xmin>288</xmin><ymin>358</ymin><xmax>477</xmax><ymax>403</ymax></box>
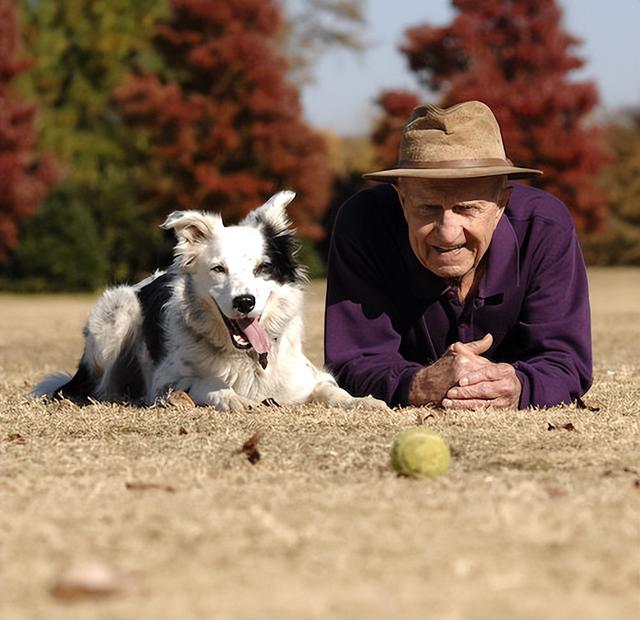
<box><xmin>232</xmin><ymin>294</ymin><xmax>255</xmax><ymax>314</ymax></box>
<box><xmin>434</xmin><ymin>209</ymin><xmax>463</xmax><ymax>243</ymax></box>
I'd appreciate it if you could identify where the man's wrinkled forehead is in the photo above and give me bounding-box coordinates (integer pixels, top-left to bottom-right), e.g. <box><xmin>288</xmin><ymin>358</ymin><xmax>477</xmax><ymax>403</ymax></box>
<box><xmin>396</xmin><ymin>176</ymin><xmax>506</xmax><ymax>204</ymax></box>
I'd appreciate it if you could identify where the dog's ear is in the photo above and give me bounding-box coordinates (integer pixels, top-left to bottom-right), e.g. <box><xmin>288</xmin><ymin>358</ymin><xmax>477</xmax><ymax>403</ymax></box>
<box><xmin>160</xmin><ymin>210</ymin><xmax>222</xmax><ymax>244</ymax></box>
<box><xmin>241</xmin><ymin>191</ymin><xmax>307</xmax><ymax>285</ymax></box>
<box><xmin>242</xmin><ymin>191</ymin><xmax>296</xmax><ymax>233</ymax></box>
<box><xmin>161</xmin><ymin>210</ymin><xmax>222</xmax><ymax>269</ymax></box>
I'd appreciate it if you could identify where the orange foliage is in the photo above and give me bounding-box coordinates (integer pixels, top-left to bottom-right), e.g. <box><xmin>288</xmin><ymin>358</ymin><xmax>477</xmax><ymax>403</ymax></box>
<box><xmin>0</xmin><ymin>0</ymin><xmax>56</xmax><ymax>260</ymax></box>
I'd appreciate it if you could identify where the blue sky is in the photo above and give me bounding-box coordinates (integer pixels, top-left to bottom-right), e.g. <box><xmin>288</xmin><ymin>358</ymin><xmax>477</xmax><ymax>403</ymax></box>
<box><xmin>297</xmin><ymin>0</ymin><xmax>640</xmax><ymax>135</ymax></box>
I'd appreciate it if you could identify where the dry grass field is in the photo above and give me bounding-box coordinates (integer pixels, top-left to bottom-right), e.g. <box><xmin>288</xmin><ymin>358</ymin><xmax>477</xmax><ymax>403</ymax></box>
<box><xmin>1</xmin><ymin>268</ymin><xmax>639</xmax><ymax>620</ymax></box>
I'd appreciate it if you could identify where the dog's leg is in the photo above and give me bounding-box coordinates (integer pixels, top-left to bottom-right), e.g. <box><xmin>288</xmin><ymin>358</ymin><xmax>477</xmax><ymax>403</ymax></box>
<box><xmin>52</xmin><ymin>362</ymin><xmax>95</xmax><ymax>403</ymax></box>
<box><xmin>151</xmin><ymin>361</ymin><xmax>258</xmax><ymax>412</ymax></box>
<box><xmin>188</xmin><ymin>378</ymin><xmax>259</xmax><ymax>412</ymax></box>
<box><xmin>307</xmin><ymin>372</ymin><xmax>388</xmax><ymax>410</ymax></box>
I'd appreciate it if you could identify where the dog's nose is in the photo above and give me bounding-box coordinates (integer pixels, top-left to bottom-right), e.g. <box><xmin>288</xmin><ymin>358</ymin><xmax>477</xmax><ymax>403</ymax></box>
<box><xmin>232</xmin><ymin>294</ymin><xmax>255</xmax><ymax>314</ymax></box>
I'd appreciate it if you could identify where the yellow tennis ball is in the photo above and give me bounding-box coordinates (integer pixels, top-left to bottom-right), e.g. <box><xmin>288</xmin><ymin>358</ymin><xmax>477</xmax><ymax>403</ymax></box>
<box><xmin>391</xmin><ymin>427</ymin><xmax>450</xmax><ymax>478</ymax></box>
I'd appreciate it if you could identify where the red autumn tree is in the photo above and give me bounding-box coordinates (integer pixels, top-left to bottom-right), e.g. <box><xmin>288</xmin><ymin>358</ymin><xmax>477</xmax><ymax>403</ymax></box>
<box><xmin>374</xmin><ymin>0</ymin><xmax>608</xmax><ymax>232</ymax></box>
<box><xmin>0</xmin><ymin>0</ymin><xmax>56</xmax><ymax>261</ymax></box>
<box><xmin>115</xmin><ymin>0</ymin><xmax>331</xmax><ymax>239</ymax></box>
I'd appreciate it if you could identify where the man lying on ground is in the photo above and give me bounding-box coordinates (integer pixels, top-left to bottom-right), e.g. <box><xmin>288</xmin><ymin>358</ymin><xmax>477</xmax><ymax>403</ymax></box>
<box><xmin>324</xmin><ymin>101</ymin><xmax>591</xmax><ymax>410</ymax></box>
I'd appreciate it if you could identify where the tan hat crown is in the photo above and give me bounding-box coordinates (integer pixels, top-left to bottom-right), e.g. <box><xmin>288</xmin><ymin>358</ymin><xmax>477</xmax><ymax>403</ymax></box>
<box><xmin>364</xmin><ymin>100</ymin><xmax>542</xmax><ymax>181</ymax></box>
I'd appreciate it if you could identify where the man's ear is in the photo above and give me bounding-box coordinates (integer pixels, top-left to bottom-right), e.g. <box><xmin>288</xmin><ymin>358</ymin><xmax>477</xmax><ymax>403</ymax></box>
<box><xmin>497</xmin><ymin>186</ymin><xmax>513</xmax><ymax>212</ymax></box>
<box><xmin>242</xmin><ymin>191</ymin><xmax>296</xmax><ymax>233</ymax></box>
<box><xmin>393</xmin><ymin>178</ymin><xmax>405</xmax><ymax>197</ymax></box>
<box><xmin>392</xmin><ymin>180</ymin><xmax>409</xmax><ymax>215</ymax></box>
<box><xmin>160</xmin><ymin>210</ymin><xmax>222</xmax><ymax>244</ymax></box>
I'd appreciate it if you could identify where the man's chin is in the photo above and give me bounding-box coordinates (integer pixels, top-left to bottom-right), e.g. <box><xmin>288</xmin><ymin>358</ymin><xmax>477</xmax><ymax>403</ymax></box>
<box><xmin>427</xmin><ymin>263</ymin><xmax>473</xmax><ymax>280</ymax></box>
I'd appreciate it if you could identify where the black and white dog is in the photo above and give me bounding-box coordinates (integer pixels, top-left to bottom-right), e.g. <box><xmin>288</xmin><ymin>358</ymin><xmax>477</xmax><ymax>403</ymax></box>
<box><xmin>33</xmin><ymin>191</ymin><xmax>386</xmax><ymax>411</ymax></box>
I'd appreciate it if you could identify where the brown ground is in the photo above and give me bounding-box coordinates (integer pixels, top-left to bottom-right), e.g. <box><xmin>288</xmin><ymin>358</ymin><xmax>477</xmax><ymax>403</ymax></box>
<box><xmin>1</xmin><ymin>268</ymin><xmax>639</xmax><ymax>620</ymax></box>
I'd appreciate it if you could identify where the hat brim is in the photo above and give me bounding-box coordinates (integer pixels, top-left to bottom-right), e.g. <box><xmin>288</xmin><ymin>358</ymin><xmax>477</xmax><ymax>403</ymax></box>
<box><xmin>363</xmin><ymin>166</ymin><xmax>543</xmax><ymax>181</ymax></box>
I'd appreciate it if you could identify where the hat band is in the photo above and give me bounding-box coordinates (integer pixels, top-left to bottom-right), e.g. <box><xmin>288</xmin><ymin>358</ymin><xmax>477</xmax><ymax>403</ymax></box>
<box><xmin>396</xmin><ymin>157</ymin><xmax>513</xmax><ymax>169</ymax></box>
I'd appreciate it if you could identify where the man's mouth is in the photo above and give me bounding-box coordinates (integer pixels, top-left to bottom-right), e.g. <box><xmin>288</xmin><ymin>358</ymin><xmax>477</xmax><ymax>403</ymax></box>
<box><xmin>432</xmin><ymin>243</ymin><xmax>466</xmax><ymax>254</ymax></box>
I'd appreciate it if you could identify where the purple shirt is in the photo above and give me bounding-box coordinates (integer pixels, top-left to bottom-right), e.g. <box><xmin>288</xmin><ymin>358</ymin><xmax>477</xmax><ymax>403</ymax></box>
<box><xmin>324</xmin><ymin>182</ymin><xmax>592</xmax><ymax>408</ymax></box>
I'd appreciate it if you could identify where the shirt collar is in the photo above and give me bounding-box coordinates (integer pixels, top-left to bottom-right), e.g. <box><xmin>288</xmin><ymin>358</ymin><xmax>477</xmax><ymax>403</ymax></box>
<box><xmin>477</xmin><ymin>212</ymin><xmax>520</xmax><ymax>299</ymax></box>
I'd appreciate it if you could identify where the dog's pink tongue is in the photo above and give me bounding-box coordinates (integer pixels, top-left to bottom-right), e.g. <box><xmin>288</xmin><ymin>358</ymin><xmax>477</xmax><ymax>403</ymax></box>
<box><xmin>238</xmin><ymin>318</ymin><xmax>270</xmax><ymax>354</ymax></box>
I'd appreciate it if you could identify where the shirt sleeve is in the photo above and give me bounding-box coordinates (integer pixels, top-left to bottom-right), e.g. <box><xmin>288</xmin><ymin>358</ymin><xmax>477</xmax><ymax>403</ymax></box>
<box><xmin>324</xmin><ymin>191</ymin><xmax>422</xmax><ymax>407</ymax></box>
<box><xmin>512</xmin><ymin>222</ymin><xmax>592</xmax><ymax>408</ymax></box>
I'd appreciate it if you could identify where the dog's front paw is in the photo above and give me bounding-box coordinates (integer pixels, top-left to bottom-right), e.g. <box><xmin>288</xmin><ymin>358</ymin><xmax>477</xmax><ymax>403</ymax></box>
<box><xmin>342</xmin><ymin>395</ymin><xmax>389</xmax><ymax>410</ymax></box>
<box><xmin>207</xmin><ymin>389</ymin><xmax>258</xmax><ymax>412</ymax></box>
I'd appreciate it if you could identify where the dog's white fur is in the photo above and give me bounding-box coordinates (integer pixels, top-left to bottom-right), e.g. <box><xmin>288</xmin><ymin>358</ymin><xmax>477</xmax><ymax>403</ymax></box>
<box><xmin>33</xmin><ymin>191</ymin><xmax>386</xmax><ymax>411</ymax></box>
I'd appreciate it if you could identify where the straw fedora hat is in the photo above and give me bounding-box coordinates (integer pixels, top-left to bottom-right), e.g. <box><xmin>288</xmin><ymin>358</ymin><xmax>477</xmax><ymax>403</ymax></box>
<box><xmin>363</xmin><ymin>101</ymin><xmax>543</xmax><ymax>181</ymax></box>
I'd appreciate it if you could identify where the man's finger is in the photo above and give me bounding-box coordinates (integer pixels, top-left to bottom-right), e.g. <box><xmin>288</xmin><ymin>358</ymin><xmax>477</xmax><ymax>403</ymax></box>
<box><xmin>459</xmin><ymin>362</ymin><xmax>511</xmax><ymax>386</ymax></box>
<box><xmin>446</xmin><ymin>378</ymin><xmax>510</xmax><ymax>400</ymax></box>
<box><xmin>465</xmin><ymin>333</ymin><xmax>493</xmax><ymax>355</ymax></box>
<box><xmin>452</xmin><ymin>333</ymin><xmax>493</xmax><ymax>356</ymax></box>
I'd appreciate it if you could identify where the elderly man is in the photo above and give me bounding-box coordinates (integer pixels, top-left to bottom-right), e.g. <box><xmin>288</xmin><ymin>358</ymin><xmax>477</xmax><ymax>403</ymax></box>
<box><xmin>324</xmin><ymin>101</ymin><xmax>591</xmax><ymax>409</ymax></box>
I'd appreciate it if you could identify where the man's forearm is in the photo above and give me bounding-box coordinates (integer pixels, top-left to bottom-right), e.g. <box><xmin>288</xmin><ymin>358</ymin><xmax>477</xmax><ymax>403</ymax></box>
<box><xmin>513</xmin><ymin>358</ymin><xmax>590</xmax><ymax>408</ymax></box>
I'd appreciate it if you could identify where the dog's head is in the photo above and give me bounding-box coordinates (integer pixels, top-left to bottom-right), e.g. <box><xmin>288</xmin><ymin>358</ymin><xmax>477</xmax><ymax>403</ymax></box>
<box><xmin>161</xmin><ymin>191</ymin><xmax>305</xmax><ymax>355</ymax></box>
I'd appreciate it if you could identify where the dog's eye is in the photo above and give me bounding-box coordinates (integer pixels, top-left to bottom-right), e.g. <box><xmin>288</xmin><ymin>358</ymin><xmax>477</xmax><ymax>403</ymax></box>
<box><xmin>254</xmin><ymin>262</ymin><xmax>271</xmax><ymax>276</ymax></box>
<box><xmin>210</xmin><ymin>264</ymin><xmax>226</xmax><ymax>274</ymax></box>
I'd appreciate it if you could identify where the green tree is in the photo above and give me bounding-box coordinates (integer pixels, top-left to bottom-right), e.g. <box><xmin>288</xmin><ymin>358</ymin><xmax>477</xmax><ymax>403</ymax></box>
<box><xmin>15</xmin><ymin>0</ymin><xmax>168</xmax><ymax>285</ymax></box>
<box><xmin>7</xmin><ymin>184</ymin><xmax>107</xmax><ymax>291</ymax></box>
<box><xmin>584</xmin><ymin>110</ymin><xmax>640</xmax><ymax>265</ymax></box>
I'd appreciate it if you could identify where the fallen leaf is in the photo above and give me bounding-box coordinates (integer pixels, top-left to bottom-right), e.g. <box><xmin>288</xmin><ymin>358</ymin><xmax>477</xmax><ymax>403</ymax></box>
<box><xmin>5</xmin><ymin>433</ymin><xmax>26</xmax><ymax>444</ymax></box>
<box><xmin>178</xmin><ymin>426</ymin><xmax>188</xmax><ymax>435</ymax></box>
<box><xmin>546</xmin><ymin>422</ymin><xmax>576</xmax><ymax>432</ymax></box>
<box><xmin>125</xmin><ymin>481</ymin><xmax>176</xmax><ymax>493</ymax></box>
<box><xmin>166</xmin><ymin>389</ymin><xmax>195</xmax><ymax>409</ymax></box>
<box><xmin>261</xmin><ymin>398</ymin><xmax>280</xmax><ymax>407</ymax></box>
<box><xmin>50</xmin><ymin>559</ymin><xmax>124</xmax><ymax>601</ymax></box>
<box><xmin>235</xmin><ymin>430</ymin><xmax>263</xmax><ymax>465</ymax></box>
<box><xmin>634</xmin><ymin>479</ymin><xmax>640</xmax><ymax>489</ymax></box>
<box><xmin>575</xmin><ymin>397</ymin><xmax>600</xmax><ymax>412</ymax></box>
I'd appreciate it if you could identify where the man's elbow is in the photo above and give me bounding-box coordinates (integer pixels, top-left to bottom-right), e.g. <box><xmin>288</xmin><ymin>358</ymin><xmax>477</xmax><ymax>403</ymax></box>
<box><xmin>515</xmin><ymin>360</ymin><xmax>592</xmax><ymax>409</ymax></box>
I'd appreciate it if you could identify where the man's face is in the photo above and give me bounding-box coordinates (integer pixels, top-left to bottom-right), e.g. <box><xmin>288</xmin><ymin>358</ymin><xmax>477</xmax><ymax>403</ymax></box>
<box><xmin>397</xmin><ymin>176</ymin><xmax>509</xmax><ymax>281</ymax></box>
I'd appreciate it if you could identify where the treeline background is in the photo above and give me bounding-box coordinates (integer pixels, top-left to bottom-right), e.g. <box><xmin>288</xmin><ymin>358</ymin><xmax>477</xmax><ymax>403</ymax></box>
<box><xmin>1</xmin><ymin>0</ymin><xmax>638</xmax><ymax>292</ymax></box>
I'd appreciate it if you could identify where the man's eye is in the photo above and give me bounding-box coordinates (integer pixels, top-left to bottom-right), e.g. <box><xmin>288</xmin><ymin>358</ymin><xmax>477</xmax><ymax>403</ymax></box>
<box><xmin>254</xmin><ymin>262</ymin><xmax>271</xmax><ymax>275</ymax></box>
<box><xmin>417</xmin><ymin>205</ymin><xmax>439</xmax><ymax>215</ymax></box>
<box><xmin>454</xmin><ymin>205</ymin><xmax>479</xmax><ymax>215</ymax></box>
<box><xmin>211</xmin><ymin>264</ymin><xmax>226</xmax><ymax>273</ymax></box>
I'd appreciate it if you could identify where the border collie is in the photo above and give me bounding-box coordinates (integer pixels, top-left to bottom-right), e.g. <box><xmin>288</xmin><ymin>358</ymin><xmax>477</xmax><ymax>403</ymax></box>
<box><xmin>33</xmin><ymin>191</ymin><xmax>386</xmax><ymax>411</ymax></box>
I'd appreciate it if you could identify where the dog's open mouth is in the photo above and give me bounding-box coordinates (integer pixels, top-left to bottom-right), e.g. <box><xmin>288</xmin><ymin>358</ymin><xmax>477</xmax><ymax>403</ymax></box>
<box><xmin>220</xmin><ymin>313</ymin><xmax>270</xmax><ymax>368</ymax></box>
